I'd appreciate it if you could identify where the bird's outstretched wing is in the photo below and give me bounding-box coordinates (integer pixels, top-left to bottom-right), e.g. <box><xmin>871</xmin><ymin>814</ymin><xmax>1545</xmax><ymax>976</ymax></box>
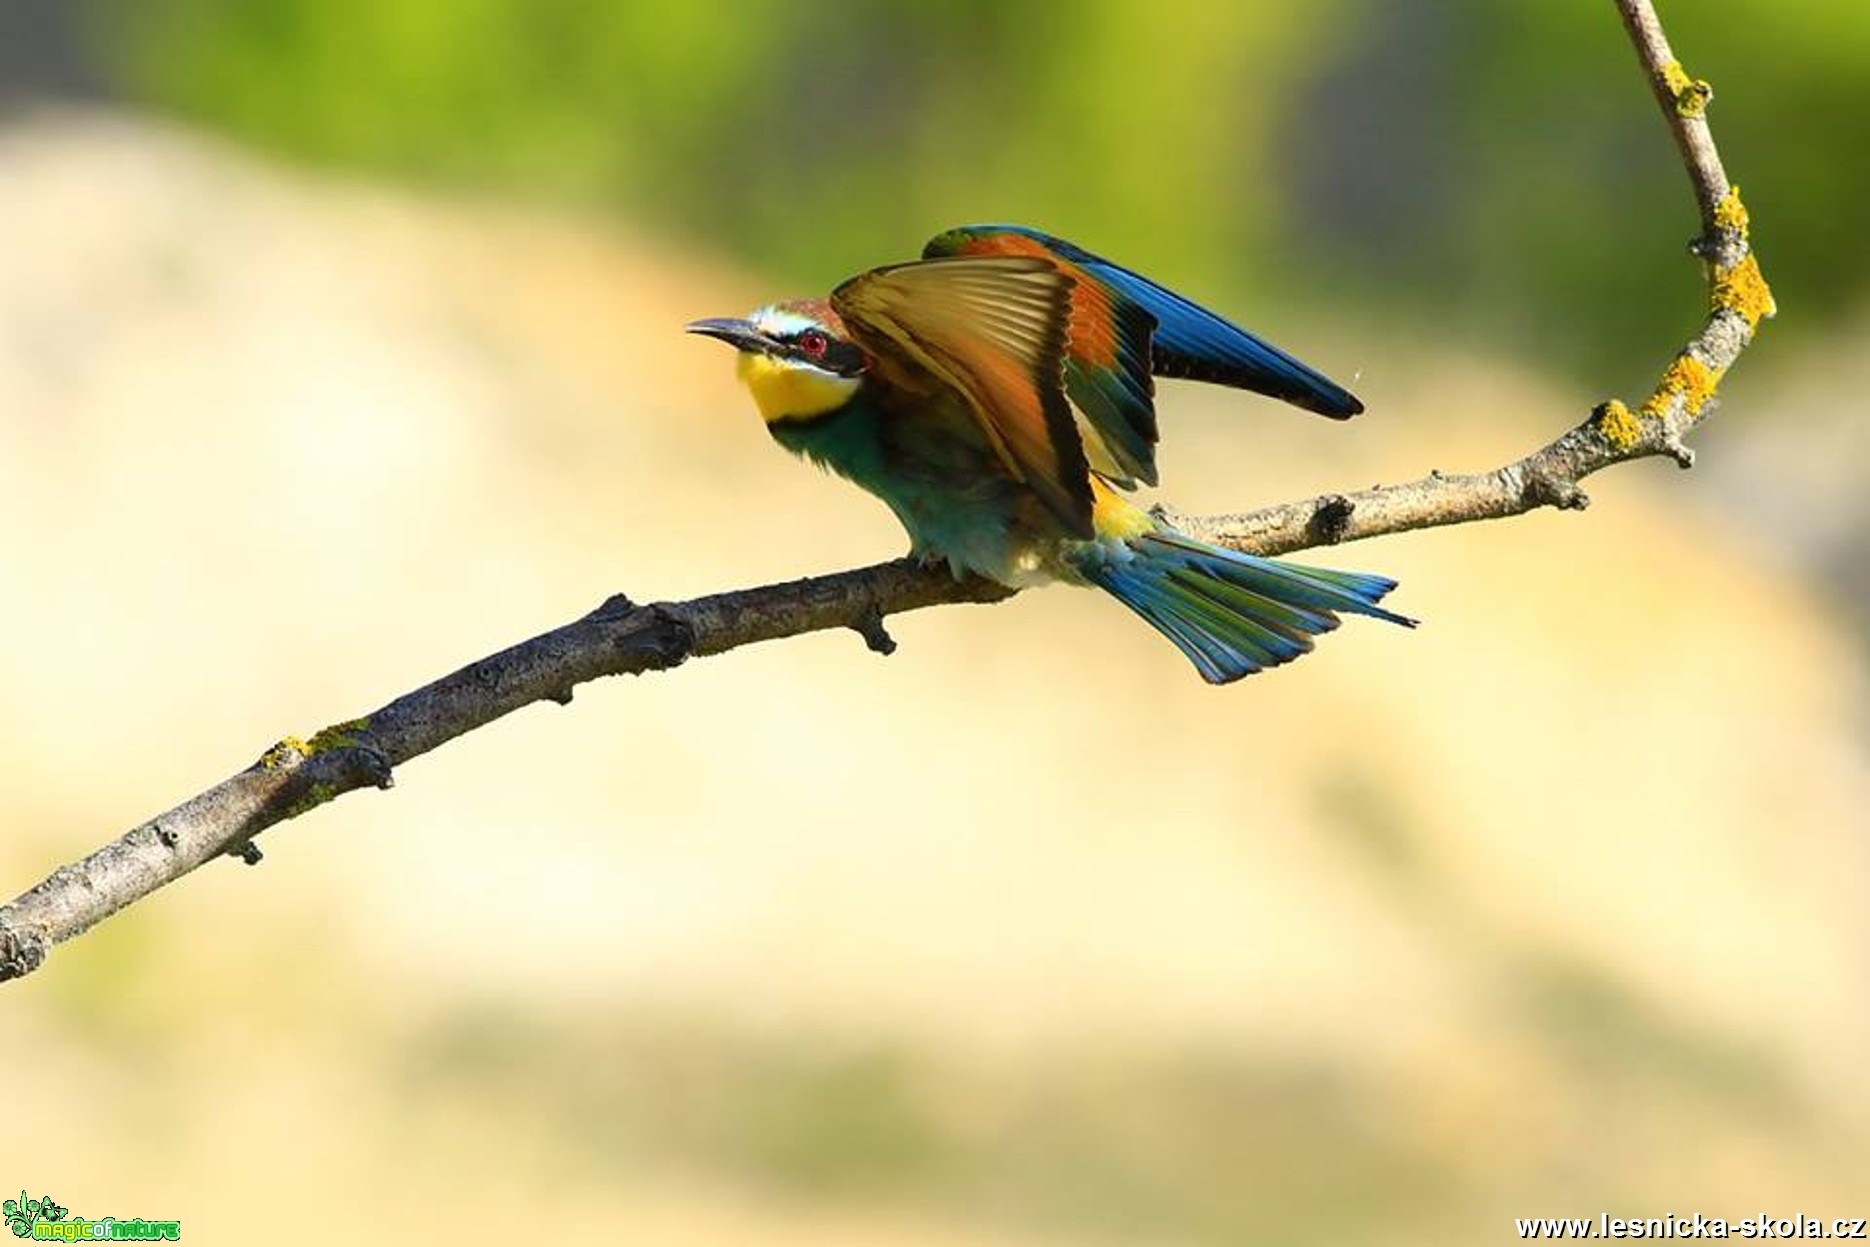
<box><xmin>832</xmin><ymin>255</ymin><xmax>1096</xmax><ymax>538</ymax></box>
<box><xmin>925</xmin><ymin>224</ymin><xmax>1364</xmax><ymax>439</ymax></box>
<box><xmin>924</xmin><ymin>227</ymin><xmax>1161</xmax><ymax>487</ymax></box>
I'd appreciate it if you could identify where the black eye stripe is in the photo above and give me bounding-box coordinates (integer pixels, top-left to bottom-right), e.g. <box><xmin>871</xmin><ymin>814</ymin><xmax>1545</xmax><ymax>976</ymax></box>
<box><xmin>774</xmin><ymin>330</ymin><xmax>863</xmax><ymax>375</ymax></box>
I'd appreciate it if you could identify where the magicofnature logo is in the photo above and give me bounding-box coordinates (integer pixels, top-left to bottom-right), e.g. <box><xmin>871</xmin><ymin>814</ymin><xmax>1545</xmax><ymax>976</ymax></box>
<box><xmin>4</xmin><ymin>1192</ymin><xmax>179</xmax><ymax>1241</ymax></box>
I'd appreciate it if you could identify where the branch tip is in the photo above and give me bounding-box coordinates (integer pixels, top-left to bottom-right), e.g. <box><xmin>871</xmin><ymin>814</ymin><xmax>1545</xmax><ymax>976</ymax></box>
<box><xmin>854</xmin><ymin>605</ymin><xmax>898</xmax><ymax>656</ymax></box>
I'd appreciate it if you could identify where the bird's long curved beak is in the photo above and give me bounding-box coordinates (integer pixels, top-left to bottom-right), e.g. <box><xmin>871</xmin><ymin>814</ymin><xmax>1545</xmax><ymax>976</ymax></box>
<box><xmin>685</xmin><ymin>317</ymin><xmax>773</xmax><ymax>354</ymax></box>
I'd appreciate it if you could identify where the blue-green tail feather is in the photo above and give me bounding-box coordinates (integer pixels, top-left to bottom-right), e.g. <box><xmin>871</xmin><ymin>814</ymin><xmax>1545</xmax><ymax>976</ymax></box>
<box><xmin>1080</xmin><ymin>532</ymin><xmax>1414</xmax><ymax>684</ymax></box>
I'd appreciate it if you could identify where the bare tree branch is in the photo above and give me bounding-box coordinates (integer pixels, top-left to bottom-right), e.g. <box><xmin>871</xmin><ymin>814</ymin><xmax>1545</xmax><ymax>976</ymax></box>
<box><xmin>1172</xmin><ymin>0</ymin><xmax>1774</xmax><ymax>553</ymax></box>
<box><xmin>0</xmin><ymin>0</ymin><xmax>1773</xmax><ymax>983</ymax></box>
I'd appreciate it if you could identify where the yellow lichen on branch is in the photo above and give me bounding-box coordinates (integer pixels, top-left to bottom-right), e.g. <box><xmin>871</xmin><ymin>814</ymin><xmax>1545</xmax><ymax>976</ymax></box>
<box><xmin>1712</xmin><ymin>253</ymin><xmax>1776</xmax><ymax>328</ymax></box>
<box><xmin>256</xmin><ymin>718</ymin><xmax>372</xmax><ymax>773</ymax></box>
<box><xmin>1713</xmin><ymin>185</ymin><xmax>1750</xmax><ymax>240</ymax></box>
<box><xmin>1706</xmin><ymin>186</ymin><xmax>1775</xmax><ymax>328</ymax></box>
<box><xmin>1642</xmin><ymin>353</ymin><xmax>1720</xmax><ymax>422</ymax></box>
<box><xmin>1598</xmin><ymin>348</ymin><xmax>1726</xmax><ymax>454</ymax></box>
<box><xmin>258</xmin><ymin>737</ymin><xmax>310</xmax><ymax>769</ymax></box>
<box><xmin>1592</xmin><ymin>399</ymin><xmax>1644</xmax><ymax>451</ymax></box>
<box><xmin>1660</xmin><ymin>59</ymin><xmax>1712</xmax><ymax>117</ymax></box>
<box><xmin>306</xmin><ymin>718</ymin><xmax>371</xmax><ymax>755</ymax></box>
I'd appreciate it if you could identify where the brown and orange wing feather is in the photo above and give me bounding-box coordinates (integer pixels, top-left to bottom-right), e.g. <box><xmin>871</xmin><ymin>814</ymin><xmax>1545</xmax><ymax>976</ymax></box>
<box><xmin>831</xmin><ymin>255</ymin><xmax>1095</xmax><ymax>538</ymax></box>
<box><xmin>923</xmin><ymin>228</ymin><xmax>1160</xmax><ymax>487</ymax></box>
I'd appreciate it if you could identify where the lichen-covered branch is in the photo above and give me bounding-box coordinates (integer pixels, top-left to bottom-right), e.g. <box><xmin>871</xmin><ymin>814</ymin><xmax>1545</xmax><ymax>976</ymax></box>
<box><xmin>0</xmin><ymin>0</ymin><xmax>1772</xmax><ymax>984</ymax></box>
<box><xmin>1169</xmin><ymin>0</ymin><xmax>1774</xmax><ymax>553</ymax></box>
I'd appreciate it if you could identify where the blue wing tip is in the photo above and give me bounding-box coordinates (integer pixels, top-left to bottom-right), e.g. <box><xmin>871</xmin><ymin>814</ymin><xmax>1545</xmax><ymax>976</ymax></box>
<box><xmin>1310</xmin><ymin>387</ymin><xmax>1365</xmax><ymax>419</ymax></box>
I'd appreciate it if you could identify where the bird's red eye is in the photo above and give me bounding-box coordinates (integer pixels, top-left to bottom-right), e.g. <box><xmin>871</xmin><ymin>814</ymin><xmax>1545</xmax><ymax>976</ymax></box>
<box><xmin>798</xmin><ymin>329</ymin><xmax>829</xmax><ymax>359</ymax></box>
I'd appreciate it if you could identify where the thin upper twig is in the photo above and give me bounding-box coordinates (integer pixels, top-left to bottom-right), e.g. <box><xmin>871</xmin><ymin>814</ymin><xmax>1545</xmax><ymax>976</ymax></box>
<box><xmin>1616</xmin><ymin>0</ymin><xmax>1730</xmax><ymax>228</ymax></box>
<box><xmin>0</xmin><ymin>0</ymin><xmax>1773</xmax><ymax>984</ymax></box>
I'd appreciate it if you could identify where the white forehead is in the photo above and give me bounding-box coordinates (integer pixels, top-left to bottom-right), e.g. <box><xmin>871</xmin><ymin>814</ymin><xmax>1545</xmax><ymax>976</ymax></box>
<box><xmin>749</xmin><ymin>306</ymin><xmax>824</xmax><ymax>338</ymax></box>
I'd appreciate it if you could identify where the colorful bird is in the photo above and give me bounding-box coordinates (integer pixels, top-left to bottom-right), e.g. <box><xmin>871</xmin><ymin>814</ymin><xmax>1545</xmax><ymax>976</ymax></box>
<box><xmin>688</xmin><ymin>224</ymin><xmax>1412</xmax><ymax>684</ymax></box>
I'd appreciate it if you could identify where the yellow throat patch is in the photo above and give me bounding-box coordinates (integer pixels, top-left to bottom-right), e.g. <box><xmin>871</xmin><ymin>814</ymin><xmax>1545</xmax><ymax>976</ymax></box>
<box><xmin>737</xmin><ymin>352</ymin><xmax>860</xmax><ymax>423</ymax></box>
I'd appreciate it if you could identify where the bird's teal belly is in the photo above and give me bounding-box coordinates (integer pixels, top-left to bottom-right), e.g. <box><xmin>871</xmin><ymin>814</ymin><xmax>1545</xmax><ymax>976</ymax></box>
<box><xmin>769</xmin><ymin>397</ymin><xmax>1056</xmax><ymax>584</ymax></box>
<box><xmin>883</xmin><ymin>475</ymin><xmax>1033</xmax><ymax>581</ymax></box>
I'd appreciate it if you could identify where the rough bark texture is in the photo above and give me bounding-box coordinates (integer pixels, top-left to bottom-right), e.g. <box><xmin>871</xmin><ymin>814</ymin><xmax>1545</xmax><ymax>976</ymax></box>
<box><xmin>0</xmin><ymin>0</ymin><xmax>1772</xmax><ymax>984</ymax></box>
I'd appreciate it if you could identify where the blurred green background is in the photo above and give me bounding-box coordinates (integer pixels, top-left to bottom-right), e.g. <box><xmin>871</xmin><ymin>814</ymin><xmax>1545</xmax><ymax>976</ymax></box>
<box><xmin>67</xmin><ymin>0</ymin><xmax>1870</xmax><ymax>379</ymax></box>
<box><xmin>2</xmin><ymin>3</ymin><xmax>1868</xmax><ymax>1245</ymax></box>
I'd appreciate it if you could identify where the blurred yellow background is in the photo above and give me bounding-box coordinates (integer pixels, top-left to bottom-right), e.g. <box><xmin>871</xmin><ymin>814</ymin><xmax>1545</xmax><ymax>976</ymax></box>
<box><xmin>2</xmin><ymin>3</ymin><xmax>1867</xmax><ymax>1244</ymax></box>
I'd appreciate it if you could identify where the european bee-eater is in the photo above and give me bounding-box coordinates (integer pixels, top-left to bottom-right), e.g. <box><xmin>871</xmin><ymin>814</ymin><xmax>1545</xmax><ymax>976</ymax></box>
<box><xmin>688</xmin><ymin>224</ymin><xmax>1412</xmax><ymax>684</ymax></box>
